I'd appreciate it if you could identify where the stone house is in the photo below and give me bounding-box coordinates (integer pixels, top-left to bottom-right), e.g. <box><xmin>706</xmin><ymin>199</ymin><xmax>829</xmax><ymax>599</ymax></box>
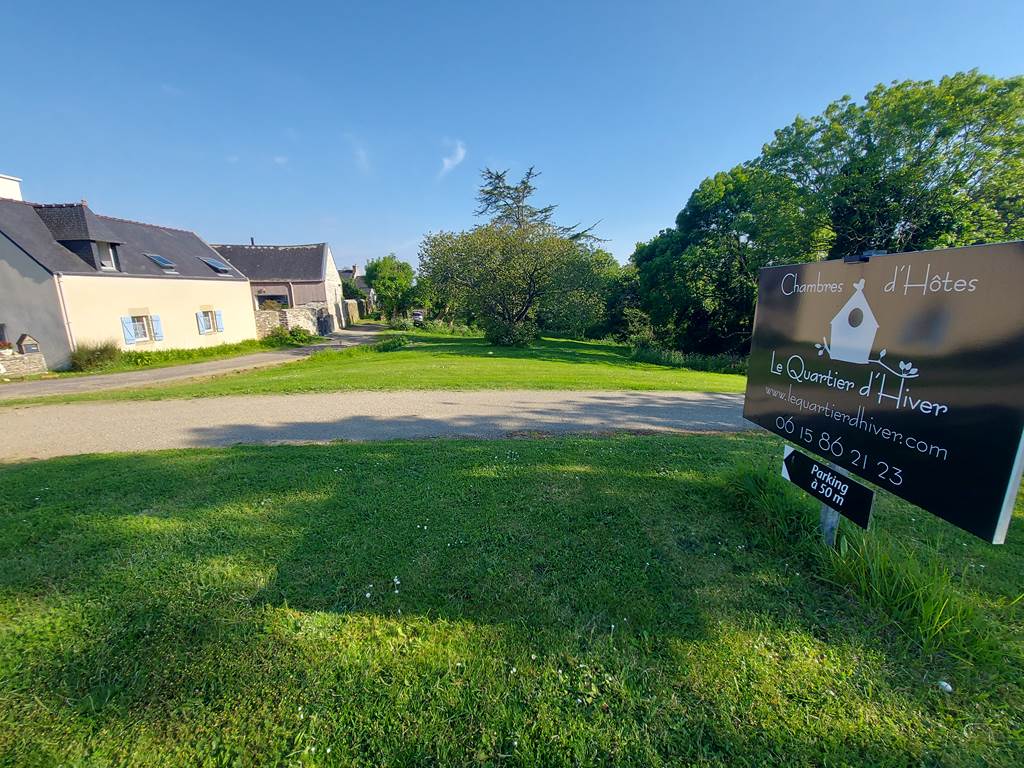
<box><xmin>212</xmin><ymin>242</ymin><xmax>346</xmax><ymax>333</ymax></box>
<box><xmin>0</xmin><ymin>176</ymin><xmax>257</xmax><ymax>371</ymax></box>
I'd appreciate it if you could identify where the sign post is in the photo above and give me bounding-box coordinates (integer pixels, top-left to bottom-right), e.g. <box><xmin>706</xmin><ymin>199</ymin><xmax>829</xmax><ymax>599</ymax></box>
<box><xmin>744</xmin><ymin>242</ymin><xmax>1024</xmax><ymax>544</ymax></box>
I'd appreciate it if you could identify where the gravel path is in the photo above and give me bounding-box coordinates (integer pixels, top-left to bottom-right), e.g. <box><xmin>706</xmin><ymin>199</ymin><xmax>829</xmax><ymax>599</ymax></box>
<box><xmin>0</xmin><ymin>326</ymin><xmax>383</xmax><ymax>401</ymax></box>
<box><xmin>2</xmin><ymin>390</ymin><xmax>747</xmax><ymax>460</ymax></box>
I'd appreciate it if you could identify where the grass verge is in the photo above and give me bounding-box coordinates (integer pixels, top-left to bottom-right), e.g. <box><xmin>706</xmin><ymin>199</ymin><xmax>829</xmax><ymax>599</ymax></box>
<box><xmin>7</xmin><ymin>332</ymin><xmax>325</xmax><ymax>382</ymax></box>
<box><xmin>1</xmin><ymin>335</ymin><xmax>746</xmax><ymax>406</ymax></box>
<box><xmin>1</xmin><ymin>433</ymin><xmax>1021</xmax><ymax>766</ymax></box>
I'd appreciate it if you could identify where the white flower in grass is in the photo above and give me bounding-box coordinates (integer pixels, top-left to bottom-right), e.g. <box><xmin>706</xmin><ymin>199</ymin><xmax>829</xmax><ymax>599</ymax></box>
<box><xmin>531</xmin><ymin>654</ymin><xmax>537</xmax><ymax>660</ymax></box>
<box><xmin>365</xmin><ymin>592</ymin><xmax>371</xmax><ymax>599</ymax></box>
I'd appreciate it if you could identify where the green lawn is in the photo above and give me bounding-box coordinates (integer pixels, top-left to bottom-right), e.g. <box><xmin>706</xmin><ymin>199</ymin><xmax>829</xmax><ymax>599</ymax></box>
<box><xmin>1</xmin><ymin>336</ymin><xmax>324</xmax><ymax>384</ymax></box>
<box><xmin>1</xmin><ymin>433</ymin><xmax>1020</xmax><ymax>766</ymax></box>
<box><xmin>2</xmin><ymin>335</ymin><xmax>745</xmax><ymax>406</ymax></box>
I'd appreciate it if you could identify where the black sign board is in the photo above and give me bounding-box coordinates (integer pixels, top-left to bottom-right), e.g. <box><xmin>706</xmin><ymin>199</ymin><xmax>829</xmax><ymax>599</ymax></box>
<box><xmin>782</xmin><ymin>446</ymin><xmax>873</xmax><ymax>528</ymax></box>
<box><xmin>744</xmin><ymin>242</ymin><xmax>1024</xmax><ymax>544</ymax></box>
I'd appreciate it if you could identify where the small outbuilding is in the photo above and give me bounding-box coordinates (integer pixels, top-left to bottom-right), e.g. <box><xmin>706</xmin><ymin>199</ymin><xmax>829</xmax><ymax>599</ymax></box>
<box><xmin>213</xmin><ymin>242</ymin><xmax>346</xmax><ymax>331</ymax></box>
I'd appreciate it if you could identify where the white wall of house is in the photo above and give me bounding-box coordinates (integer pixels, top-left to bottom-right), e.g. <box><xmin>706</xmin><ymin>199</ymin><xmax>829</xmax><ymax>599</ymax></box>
<box><xmin>57</xmin><ymin>274</ymin><xmax>258</xmax><ymax>354</ymax></box>
<box><xmin>0</xmin><ymin>174</ymin><xmax>23</xmax><ymax>201</ymax></box>
<box><xmin>0</xmin><ymin>232</ymin><xmax>73</xmax><ymax>368</ymax></box>
<box><xmin>324</xmin><ymin>246</ymin><xmax>345</xmax><ymax>328</ymax></box>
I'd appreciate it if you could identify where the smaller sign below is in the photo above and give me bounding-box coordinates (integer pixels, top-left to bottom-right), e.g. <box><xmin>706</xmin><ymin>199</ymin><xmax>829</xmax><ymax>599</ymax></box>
<box><xmin>781</xmin><ymin>446</ymin><xmax>873</xmax><ymax>529</ymax></box>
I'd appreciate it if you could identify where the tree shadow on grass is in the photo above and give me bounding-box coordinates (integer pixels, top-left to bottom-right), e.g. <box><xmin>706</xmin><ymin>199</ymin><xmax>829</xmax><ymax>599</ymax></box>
<box><xmin>399</xmin><ymin>334</ymin><xmax>652</xmax><ymax>370</ymax></box>
<box><xmin>0</xmin><ymin>436</ymin><xmax>1008</xmax><ymax>765</ymax></box>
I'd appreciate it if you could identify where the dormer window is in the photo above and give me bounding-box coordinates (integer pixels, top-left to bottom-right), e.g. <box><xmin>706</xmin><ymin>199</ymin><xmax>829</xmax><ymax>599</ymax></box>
<box><xmin>97</xmin><ymin>242</ymin><xmax>119</xmax><ymax>271</ymax></box>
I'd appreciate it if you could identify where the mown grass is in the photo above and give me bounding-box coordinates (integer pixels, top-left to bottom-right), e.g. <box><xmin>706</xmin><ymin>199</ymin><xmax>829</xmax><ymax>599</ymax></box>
<box><xmin>0</xmin><ymin>335</ymin><xmax>745</xmax><ymax>407</ymax></box>
<box><xmin>7</xmin><ymin>334</ymin><xmax>325</xmax><ymax>383</ymax></box>
<box><xmin>1</xmin><ymin>433</ymin><xmax>1021</xmax><ymax>766</ymax></box>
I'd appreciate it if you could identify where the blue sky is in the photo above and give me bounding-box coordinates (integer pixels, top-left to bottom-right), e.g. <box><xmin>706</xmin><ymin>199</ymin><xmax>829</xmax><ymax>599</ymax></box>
<box><xmin>2</xmin><ymin>1</ymin><xmax>1021</xmax><ymax>268</ymax></box>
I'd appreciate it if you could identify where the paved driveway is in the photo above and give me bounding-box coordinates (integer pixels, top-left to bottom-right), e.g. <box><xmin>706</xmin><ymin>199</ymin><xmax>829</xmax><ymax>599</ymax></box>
<box><xmin>0</xmin><ymin>325</ymin><xmax>382</xmax><ymax>401</ymax></box>
<box><xmin>1</xmin><ymin>390</ymin><xmax>748</xmax><ymax>460</ymax></box>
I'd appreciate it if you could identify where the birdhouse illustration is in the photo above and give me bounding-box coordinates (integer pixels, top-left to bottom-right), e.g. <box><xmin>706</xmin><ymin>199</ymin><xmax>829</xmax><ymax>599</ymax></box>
<box><xmin>828</xmin><ymin>279</ymin><xmax>878</xmax><ymax>364</ymax></box>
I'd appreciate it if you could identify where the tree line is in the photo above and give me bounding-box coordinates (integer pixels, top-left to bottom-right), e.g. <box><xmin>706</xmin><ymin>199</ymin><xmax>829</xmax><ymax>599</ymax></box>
<box><xmin>365</xmin><ymin>71</ymin><xmax>1022</xmax><ymax>354</ymax></box>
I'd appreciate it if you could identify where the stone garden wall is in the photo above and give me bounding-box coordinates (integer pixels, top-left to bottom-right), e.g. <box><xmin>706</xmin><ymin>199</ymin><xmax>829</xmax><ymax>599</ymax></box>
<box><xmin>254</xmin><ymin>307</ymin><xmax>320</xmax><ymax>338</ymax></box>
<box><xmin>0</xmin><ymin>351</ymin><xmax>47</xmax><ymax>378</ymax></box>
<box><xmin>254</xmin><ymin>310</ymin><xmax>281</xmax><ymax>339</ymax></box>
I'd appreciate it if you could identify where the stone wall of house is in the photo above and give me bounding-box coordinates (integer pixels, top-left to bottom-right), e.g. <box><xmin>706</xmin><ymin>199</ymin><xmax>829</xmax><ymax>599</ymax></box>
<box><xmin>0</xmin><ymin>351</ymin><xmax>47</xmax><ymax>378</ymax></box>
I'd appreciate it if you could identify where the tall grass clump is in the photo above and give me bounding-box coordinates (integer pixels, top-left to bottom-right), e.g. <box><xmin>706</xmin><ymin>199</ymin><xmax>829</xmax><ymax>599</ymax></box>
<box><xmin>828</xmin><ymin>532</ymin><xmax>1003</xmax><ymax>664</ymax></box>
<box><xmin>730</xmin><ymin>467</ymin><xmax>1006</xmax><ymax>664</ymax></box>
<box><xmin>631</xmin><ymin>342</ymin><xmax>747</xmax><ymax>374</ymax></box>
<box><xmin>726</xmin><ymin>468</ymin><xmax>819</xmax><ymax>556</ymax></box>
<box><xmin>69</xmin><ymin>341</ymin><xmax>123</xmax><ymax>371</ymax></box>
<box><xmin>374</xmin><ymin>335</ymin><xmax>410</xmax><ymax>352</ymax></box>
<box><xmin>419</xmin><ymin>320</ymin><xmax>477</xmax><ymax>336</ymax></box>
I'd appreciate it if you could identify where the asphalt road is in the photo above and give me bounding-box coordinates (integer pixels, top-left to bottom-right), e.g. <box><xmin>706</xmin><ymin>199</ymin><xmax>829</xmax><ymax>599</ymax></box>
<box><xmin>2</xmin><ymin>390</ymin><xmax>748</xmax><ymax>460</ymax></box>
<box><xmin>0</xmin><ymin>326</ymin><xmax>383</xmax><ymax>401</ymax></box>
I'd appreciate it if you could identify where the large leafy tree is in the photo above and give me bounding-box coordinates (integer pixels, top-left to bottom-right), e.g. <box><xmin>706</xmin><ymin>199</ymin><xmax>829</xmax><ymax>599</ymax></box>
<box><xmin>759</xmin><ymin>70</ymin><xmax>1024</xmax><ymax>256</ymax></box>
<box><xmin>364</xmin><ymin>254</ymin><xmax>414</xmax><ymax>319</ymax></box>
<box><xmin>634</xmin><ymin>166</ymin><xmax>825</xmax><ymax>354</ymax></box>
<box><xmin>635</xmin><ymin>70</ymin><xmax>1023</xmax><ymax>355</ymax></box>
<box><xmin>420</xmin><ymin>225</ymin><xmax>583</xmax><ymax>345</ymax></box>
<box><xmin>537</xmin><ymin>248</ymin><xmax>620</xmax><ymax>339</ymax></box>
<box><xmin>420</xmin><ymin>168</ymin><xmax>607</xmax><ymax>344</ymax></box>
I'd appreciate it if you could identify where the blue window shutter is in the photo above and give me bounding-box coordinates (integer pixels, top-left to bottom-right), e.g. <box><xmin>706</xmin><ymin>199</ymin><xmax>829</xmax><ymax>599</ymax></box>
<box><xmin>214</xmin><ymin>310</ymin><xmax>225</xmax><ymax>333</ymax></box>
<box><xmin>196</xmin><ymin>311</ymin><xmax>207</xmax><ymax>334</ymax></box>
<box><xmin>151</xmin><ymin>315</ymin><xmax>164</xmax><ymax>341</ymax></box>
<box><xmin>121</xmin><ymin>316</ymin><xmax>136</xmax><ymax>345</ymax></box>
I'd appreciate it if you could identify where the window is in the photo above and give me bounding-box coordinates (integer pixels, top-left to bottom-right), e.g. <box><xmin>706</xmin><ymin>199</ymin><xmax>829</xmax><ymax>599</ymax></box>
<box><xmin>97</xmin><ymin>242</ymin><xmax>119</xmax><ymax>271</ymax></box>
<box><xmin>120</xmin><ymin>314</ymin><xmax>163</xmax><ymax>344</ymax></box>
<box><xmin>200</xmin><ymin>256</ymin><xmax>233</xmax><ymax>275</ymax></box>
<box><xmin>196</xmin><ymin>309</ymin><xmax>224</xmax><ymax>334</ymax></box>
<box><xmin>130</xmin><ymin>315</ymin><xmax>151</xmax><ymax>341</ymax></box>
<box><xmin>145</xmin><ymin>253</ymin><xmax>177</xmax><ymax>272</ymax></box>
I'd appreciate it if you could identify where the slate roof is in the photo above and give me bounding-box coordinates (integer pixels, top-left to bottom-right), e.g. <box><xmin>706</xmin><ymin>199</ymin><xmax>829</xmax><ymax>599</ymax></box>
<box><xmin>211</xmin><ymin>243</ymin><xmax>329</xmax><ymax>282</ymax></box>
<box><xmin>0</xmin><ymin>199</ymin><xmax>247</xmax><ymax>280</ymax></box>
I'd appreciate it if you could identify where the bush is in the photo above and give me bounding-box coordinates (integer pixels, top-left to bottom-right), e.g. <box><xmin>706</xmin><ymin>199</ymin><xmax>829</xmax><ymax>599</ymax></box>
<box><xmin>483</xmin><ymin>319</ymin><xmax>538</xmax><ymax>347</ymax></box>
<box><xmin>420</xmin><ymin>320</ymin><xmax>476</xmax><ymax>336</ymax></box>
<box><xmin>389</xmin><ymin>318</ymin><xmax>414</xmax><ymax>331</ymax></box>
<box><xmin>622</xmin><ymin>307</ymin><xmax>654</xmax><ymax>347</ymax></box>
<box><xmin>342</xmin><ymin>279</ymin><xmax>366</xmax><ymax>300</ymax></box>
<box><xmin>70</xmin><ymin>340</ymin><xmax>123</xmax><ymax>371</ymax></box>
<box><xmin>631</xmin><ymin>342</ymin><xmax>747</xmax><ymax>374</ymax></box>
<box><xmin>264</xmin><ymin>326</ymin><xmax>319</xmax><ymax>346</ymax></box>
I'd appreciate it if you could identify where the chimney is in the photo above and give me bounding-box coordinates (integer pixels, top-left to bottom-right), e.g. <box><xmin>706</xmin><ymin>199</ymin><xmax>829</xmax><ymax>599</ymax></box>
<box><xmin>250</xmin><ymin>236</ymin><xmax>255</xmax><ymax>246</ymax></box>
<box><xmin>0</xmin><ymin>173</ymin><xmax>23</xmax><ymax>201</ymax></box>
<box><xmin>352</xmin><ymin>264</ymin><xmax>359</xmax><ymax>277</ymax></box>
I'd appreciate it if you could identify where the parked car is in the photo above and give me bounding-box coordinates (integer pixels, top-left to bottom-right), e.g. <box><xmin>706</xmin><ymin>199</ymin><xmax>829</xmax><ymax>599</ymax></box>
<box><xmin>412</xmin><ymin>310</ymin><xmax>425</xmax><ymax>326</ymax></box>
